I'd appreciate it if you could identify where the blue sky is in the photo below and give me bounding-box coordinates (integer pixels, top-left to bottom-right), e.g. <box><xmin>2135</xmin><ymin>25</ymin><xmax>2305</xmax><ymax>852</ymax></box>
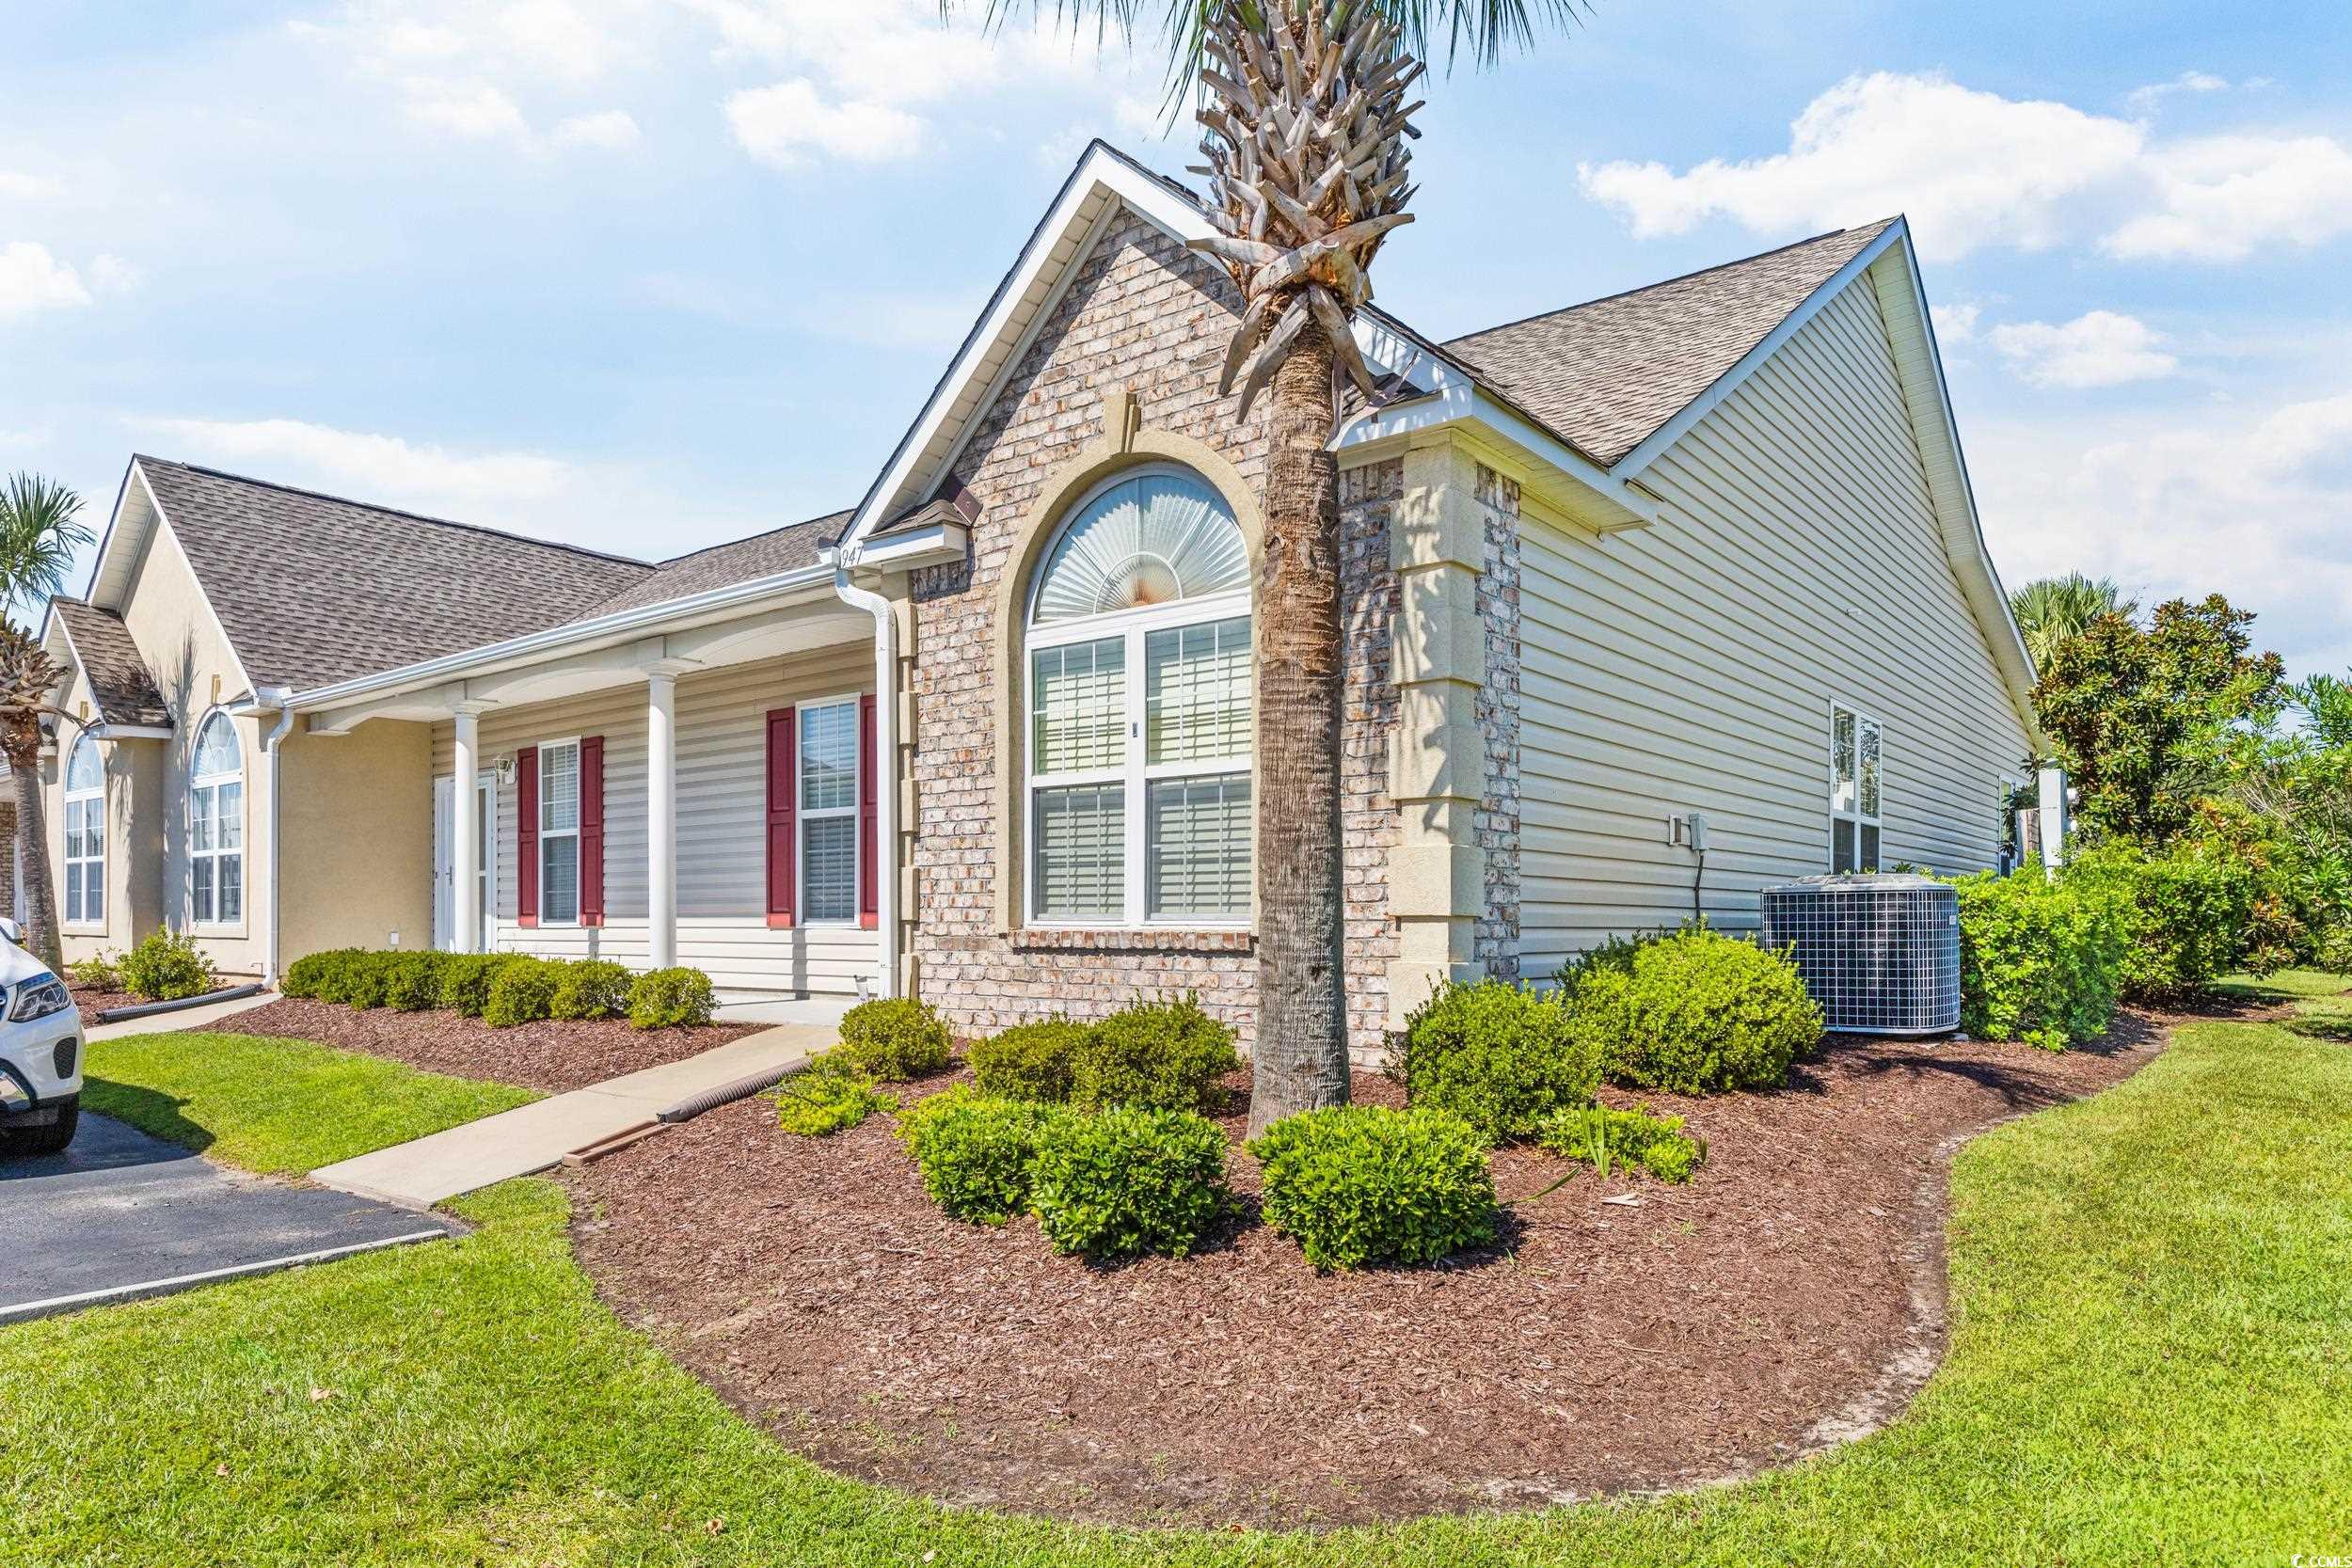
<box><xmin>6</xmin><ymin>0</ymin><xmax>2348</xmax><ymax>674</ymax></box>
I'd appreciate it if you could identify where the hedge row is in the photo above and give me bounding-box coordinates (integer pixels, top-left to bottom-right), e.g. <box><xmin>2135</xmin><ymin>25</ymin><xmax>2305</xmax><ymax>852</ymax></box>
<box><xmin>281</xmin><ymin>948</ymin><xmax>715</xmax><ymax>1030</ymax></box>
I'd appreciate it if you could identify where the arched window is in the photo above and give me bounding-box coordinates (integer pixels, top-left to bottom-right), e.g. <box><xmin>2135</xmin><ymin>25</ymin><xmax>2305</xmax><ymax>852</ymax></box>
<box><xmin>62</xmin><ymin>735</ymin><xmax>104</xmax><ymax>927</ymax></box>
<box><xmin>190</xmin><ymin>711</ymin><xmax>245</xmax><ymax>926</ymax></box>
<box><xmin>1025</xmin><ymin>465</ymin><xmax>1251</xmax><ymax>925</ymax></box>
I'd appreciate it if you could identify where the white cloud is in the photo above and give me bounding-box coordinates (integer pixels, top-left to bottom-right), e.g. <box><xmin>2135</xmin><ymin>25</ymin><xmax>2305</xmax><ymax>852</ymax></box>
<box><xmin>1933</xmin><ymin>301</ymin><xmax>1982</xmax><ymax>344</ymax></box>
<box><xmin>725</xmin><ymin>80</ymin><xmax>924</xmax><ymax>168</ymax></box>
<box><xmin>552</xmin><ymin>109</ymin><xmax>641</xmax><ymax>150</ymax></box>
<box><xmin>88</xmin><ymin>254</ymin><xmax>144</xmax><ymax>294</ymax></box>
<box><xmin>495</xmin><ymin>0</ymin><xmax>612</xmax><ymax>83</ymax></box>
<box><xmin>141</xmin><ymin>417</ymin><xmax>570</xmax><ymax>512</ymax></box>
<box><xmin>2126</xmin><ymin>70</ymin><xmax>2229</xmax><ymax>112</ymax></box>
<box><xmin>400</xmin><ymin>79</ymin><xmax>530</xmax><ymax>140</ymax></box>
<box><xmin>0</xmin><ymin>170</ymin><xmax>62</xmax><ymax>200</ymax></box>
<box><xmin>1577</xmin><ymin>71</ymin><xmax>2352</xmax><ymax>264</ymax></box>
<box><xmin>0</xmin><ymin>242</ymin><xmax>94</xmax><ymax>319</ymax></box>
<box><xmin>1990</xmin><ymin>310</ymin><xmax>2178</xmax><ymax>388</ymax></box>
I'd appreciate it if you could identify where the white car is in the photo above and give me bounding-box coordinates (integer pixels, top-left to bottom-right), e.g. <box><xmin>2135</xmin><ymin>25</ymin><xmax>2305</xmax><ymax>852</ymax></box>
<box><xmin>0</xmin><ymin>920</ymin><xmax>83</xmax><ymax>1156</ymax></box>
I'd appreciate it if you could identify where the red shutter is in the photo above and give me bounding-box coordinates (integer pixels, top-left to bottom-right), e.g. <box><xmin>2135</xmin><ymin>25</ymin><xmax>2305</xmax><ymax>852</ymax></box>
<box><xmin>766</xmin><ymin>708</ymin><xmax>796</xmax><ymax>928</ymax></box>
<box><xmin>580</xmin><ymin>735</ymin><xmax>605</xmax><ymax>927</ymax></box>
<box><xmin>857</xmin><ymin>692</ymin><xmax>879</xmax><ymax>929</ymax></box>
<box><xmin>516</xmin><ymin>744</ymin><xmax>540</xmax><ymax>928</ymax></box>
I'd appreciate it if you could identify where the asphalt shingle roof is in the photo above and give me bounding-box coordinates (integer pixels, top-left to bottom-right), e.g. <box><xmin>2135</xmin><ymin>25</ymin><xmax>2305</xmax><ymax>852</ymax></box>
<box><xmin>50</xmin><ymin>597</ymin><xmax>171</xmax><ymax>728</ymax></box>
<box><xmin>1440</xmin><ymin>220</ymin><xmax>1898</xmax><ymax>467</ymax></box>
<box><xmin>574</xmin><ymin>511</ymin><xmax>850</xmax><ymax>621</ymax></box>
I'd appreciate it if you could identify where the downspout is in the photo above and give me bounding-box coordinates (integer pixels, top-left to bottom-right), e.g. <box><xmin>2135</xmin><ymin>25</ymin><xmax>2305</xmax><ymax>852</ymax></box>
<box><xmin>258</xmin><ymin>687</ymin><xmax>295</xmax><ymax>986</ymax></box>
<box><xmin>829</xmin><ymin>547</ymin><xmax>899</xmax><ymax>1000</ymax></box>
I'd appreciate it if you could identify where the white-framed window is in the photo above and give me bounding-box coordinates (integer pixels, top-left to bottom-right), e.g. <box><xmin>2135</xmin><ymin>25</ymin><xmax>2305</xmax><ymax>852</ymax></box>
<box><xmin>1830</xmin><ymin>702</ymin><xmax>1883</xmax><ymax>875</ymax></box>
<box><xmin>797</xmin><ymin>696</ymin><xmax>861</xmax><ymax>926</ymax></box>
<box><xmin>538</xmin><ymin>738</ymin><xmax>581</xmax><ymax>926</ymax></box>
<box><xmin>189</xmin><ymin>710</ymin><xmax>244</xmax><ymax>926</ymax></box>
<box><xmin>62</xmin><ymin>734</ymin><xmax>104</xmax><ymax>927</ymax></box>
<box><xmin>1025</xmin><ymin>464</ymin><xmax>1252</xmax><ymax>927</ymax></box>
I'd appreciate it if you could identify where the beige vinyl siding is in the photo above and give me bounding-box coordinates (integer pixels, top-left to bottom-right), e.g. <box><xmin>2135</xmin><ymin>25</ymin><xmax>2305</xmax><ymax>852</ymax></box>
<box><xmin>429</xmin><ymin>643</ymin><xmax>877</xmax><ymax>995</ymax></box>
<box><xmin>1517</xmin><ymin>267</ymin><xmax>2033</xmax><ymax>977</ymax></box>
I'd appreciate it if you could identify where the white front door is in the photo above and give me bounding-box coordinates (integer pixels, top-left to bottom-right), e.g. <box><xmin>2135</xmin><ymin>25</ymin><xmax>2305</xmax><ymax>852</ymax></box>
<box><xmin>432</xmin><ymin>773</ymin><xmax>496</xmax><ymax>952</ymax></box>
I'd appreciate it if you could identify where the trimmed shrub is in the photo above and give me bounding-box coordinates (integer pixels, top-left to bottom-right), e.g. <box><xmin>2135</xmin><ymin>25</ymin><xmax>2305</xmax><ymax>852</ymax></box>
<box><xmin>1952</xmin><ymin>869</ymin><xmax>2126</xmax><ymax>1050</ymax></box>
<box><xmin>437</xmin><ymin>953</ymin><xmax>521</xmax><ymax>1018</ymax></box>
<box><xmin>1535</xmin><ymin>1102</ymin><xmax>1708</xmax><ymax>1184</ymax></box>
<box><xmin>336</xmin><ymin>951</ymin><xmax>404</xmax><ymax>1010</ymax></box>
<box><xmin>969</xmin><ymin>1018</ymin><xmax>1089</xmax><ymax>1103</ymax></box>
<box><xmin>66</xmin><ymin>952</ymin><xmax>121</xmax><ymax>990</ymax></box>
<box><xmin>280</xmin><ymin>948</ymin><xmax>353</xmax><ymax>1000</ymax></box>
<box><xmin>383</xmin><ymin>951</ymin><xmax>453</xmax><ymax>1012</ymax></box>
<box><xmin>2068</xmin><ymin>840</ymin><xmax>2265</xmax><ymax>1005</ymax></box>
<box><xmin>628</xmin><ymin>966</ymin><xmax>716</xmax><ymax>1029</ymax></box>
<box><xmin>1554</xmin><ymin>927</ymin><xmax>1676</xmax><ymax>1002</ymax></box>
<box><xmin>1028</xmin><ymin>1105</ymin><xmax>1231</xmax><ymax>1261</ymax></box>
<box><xmin>834</xmin><ymin>997</ymin><xmax>954</xmax><ymax>1081</ymax></box>
<box><xmin>1069</xmin><ymin>996</ymin><xmax>1240</xmax><ymax>1115</ymax></box>
<box><xmin>484</xmin><ymin>956</ymin><xmax>560</xmax><ymax>1028</ymax></box>
<box><xmin>119</xmin><ymin>928</ymin><xmax>215</xmax><ymax>1003</ymax></box>
<box><xmin>549</xmin><ymin>959</ymin><xmax>631</xmax><ymax>1022</ymax></box>
<box><xmin>1566</xmin><ymin>928</ymin><xmax>1822</xmax><ymax>1095</ymax></box>
<box><xmin>895</xmin><ymin>1086</ymin><xmax>1070</xmax><ymax>1222</ymax></box>
<box><xmin>776</xmin><ymin>1054</ymin><xmax>892</xmax><ymax>1137</ymax></box>
<box><xmin>1392</xmin><ymin>978</ymin><xmax>1597</xmax><ymax>1144</ymax></box>
<box><xmin>1248</xmin><ymin>1105</ymin><xmax>1499</xmax><ymax>1271</ymax></box>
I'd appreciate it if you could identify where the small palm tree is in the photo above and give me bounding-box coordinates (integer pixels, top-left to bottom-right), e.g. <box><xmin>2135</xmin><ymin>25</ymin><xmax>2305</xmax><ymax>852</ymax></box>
<box><xmin>951</xmin><ymin>0</ymin><xmax>1582</xmax><ymax>1132</ymax></box>
<box><xmin>2010</xmin><ymin>573</ymin><xmax>2137</xmax><ymax>672</ymax></box>
<box><xmin>0</xmin><ymin>473</ymin><xmax>95</xmax><ymax>970</ymax></box>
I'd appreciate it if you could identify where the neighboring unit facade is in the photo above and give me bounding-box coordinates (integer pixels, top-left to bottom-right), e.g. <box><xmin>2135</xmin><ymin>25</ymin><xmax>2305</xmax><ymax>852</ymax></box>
<box><xmin>39</xmin><ymin>143</ymin><xmax>2043</xmax><ymax>1049</ymax></box>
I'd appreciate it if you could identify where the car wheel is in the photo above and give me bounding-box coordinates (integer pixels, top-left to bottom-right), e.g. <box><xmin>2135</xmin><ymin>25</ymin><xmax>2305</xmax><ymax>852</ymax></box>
<box><xmin>2</xmin><ymin>1101</ymin><xmax>77</xmax><ymax>1156</ymax></box>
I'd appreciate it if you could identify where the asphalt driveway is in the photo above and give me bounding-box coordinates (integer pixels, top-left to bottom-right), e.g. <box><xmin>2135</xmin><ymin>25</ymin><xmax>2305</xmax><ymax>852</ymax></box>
<box><xmin>1</xmin><ymin>1113</ymin><xmax>453</xmax><ymax>1323</ymax></box>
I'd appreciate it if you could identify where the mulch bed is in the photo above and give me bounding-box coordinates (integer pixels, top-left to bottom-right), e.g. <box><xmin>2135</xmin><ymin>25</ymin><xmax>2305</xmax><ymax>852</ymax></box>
<box><xmin>566</xmin><ymin>1015</ymin><xmax>2180</xmax><ymax>1530</ymax></box>
<box><xmin>71</xmin><ymin>986</ymin><xmax>144</xmax><ymax>1028</ymax></box>
<box><xmin>221</xmin><ymin>997</ymin><xmax>760</xmax><ymax>1094</ymax></box>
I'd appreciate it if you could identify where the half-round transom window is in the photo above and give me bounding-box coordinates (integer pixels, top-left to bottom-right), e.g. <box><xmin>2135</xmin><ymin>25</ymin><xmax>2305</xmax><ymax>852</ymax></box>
<box><xmin>1028</xmin><ymin>467</ymin><xmax>1249</xmax><ymax>626</ymax></box>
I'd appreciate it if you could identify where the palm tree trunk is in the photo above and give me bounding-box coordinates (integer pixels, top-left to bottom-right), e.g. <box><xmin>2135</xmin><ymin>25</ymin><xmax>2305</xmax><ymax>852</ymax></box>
<box><xmin>8</xmin><ymin>740</ymin><xmax>61</xmax><ymax>972</ymax></box>
<box><xmin>1248</xmin><ymin>321</ymin><xmax>1350</xmax><ymax>1137</ymax></box>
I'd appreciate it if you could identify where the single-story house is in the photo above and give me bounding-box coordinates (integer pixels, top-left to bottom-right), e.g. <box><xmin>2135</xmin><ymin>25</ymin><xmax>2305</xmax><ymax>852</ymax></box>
<box><xmin>40</xmin><ymin>141</ymin><xmax>2057</xmax><ymax>1053</ymax></box>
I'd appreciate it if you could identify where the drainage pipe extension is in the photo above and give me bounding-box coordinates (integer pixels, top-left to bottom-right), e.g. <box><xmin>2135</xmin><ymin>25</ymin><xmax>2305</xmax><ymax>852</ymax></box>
<box><xmin>829</xmin><ymin>548</ymin><xmax>899</xmax><ymax>1000</ymax></box>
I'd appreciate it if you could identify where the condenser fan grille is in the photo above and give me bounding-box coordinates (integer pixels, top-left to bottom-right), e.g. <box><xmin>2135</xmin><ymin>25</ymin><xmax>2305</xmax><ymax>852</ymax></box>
<box><xmin>1761</xmin><ymin>876</ymin><xmax>1961</xmax><ymax>1037</ymax></box>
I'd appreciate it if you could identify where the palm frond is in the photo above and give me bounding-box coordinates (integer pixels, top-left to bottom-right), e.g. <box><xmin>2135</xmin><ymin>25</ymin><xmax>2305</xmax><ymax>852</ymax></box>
<box><xmin>2010</xmin><ymin>573</ymin><xmax>2137</xmax><ymax>668</ymax></box>
<box><xmin>0</xmin><ymin>472</ymin><xmax>92</xmax><ymax>617</ymax></box>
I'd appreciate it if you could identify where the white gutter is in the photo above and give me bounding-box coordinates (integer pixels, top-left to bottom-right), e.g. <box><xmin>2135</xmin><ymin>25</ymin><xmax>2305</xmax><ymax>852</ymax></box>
<box><xmin>828</xmin><ymin>547</ymin><xmax>898</xmax><ymax>1000</ymax></box>
<box><xmin>255</xmin><ymin>687</ymin><xmax>295</xmax><ymax>985</ymax></box>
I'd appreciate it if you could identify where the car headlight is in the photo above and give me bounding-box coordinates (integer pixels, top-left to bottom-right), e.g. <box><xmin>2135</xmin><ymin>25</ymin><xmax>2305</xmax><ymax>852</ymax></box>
<box><xmin>8</xmin><ymin>975</ymin><xmax>72</xmax><ymax>1023</ymax></box>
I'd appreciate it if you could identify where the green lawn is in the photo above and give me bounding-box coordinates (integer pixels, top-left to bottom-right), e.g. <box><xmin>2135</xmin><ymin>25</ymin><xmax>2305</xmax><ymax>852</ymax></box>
<box><xmin>8</xmin><ymin>987</ymin><xmax>2349</xmax><ymax>1564</ymax></box>
<box><xmin>81</xmin><ymin>1030</ymin><xmax>538</xmax><ymax>1174</ymax></box>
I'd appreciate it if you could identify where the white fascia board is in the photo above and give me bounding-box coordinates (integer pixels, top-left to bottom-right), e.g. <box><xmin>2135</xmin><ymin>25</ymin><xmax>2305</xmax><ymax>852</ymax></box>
<box><xmin>837</xmin><ymin>143</ymin><xmax>1212</xmax><ymax>560</ymax></box>
<box><xmin>291</xmin><ymin>562</ymin><xmax>839</xmax><ymax>716</ymax></box>
<box><xmin>1609</xmin><ymin>219</ymin><xmax>1911</xmax><ymax>483</ymax></box>
<box><xmin>89</xmin><ymin>724</ymin><xmax>172</xmax><ymax>741</ymax></box>
<box><xmin>852</xmin><ymin>521</ymin><xmax>969</xmax><ymax>573</ymax></box>
<box><xmin>76</xmin><ymin>456</ymin><xmax>149</xmax><ymax>613</ymax></box>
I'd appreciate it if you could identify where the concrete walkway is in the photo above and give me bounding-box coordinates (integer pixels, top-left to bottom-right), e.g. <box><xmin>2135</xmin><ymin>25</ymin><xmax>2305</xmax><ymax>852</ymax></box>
<box><xmin>311</xmin><ymin>1023</ymin><xmax>829</xmax><ymax>1210</ymax></box>
<box><xmin>86</xmin><ymin>989</ymin><xmax>278</xmax><ymax>1042</ymax></box>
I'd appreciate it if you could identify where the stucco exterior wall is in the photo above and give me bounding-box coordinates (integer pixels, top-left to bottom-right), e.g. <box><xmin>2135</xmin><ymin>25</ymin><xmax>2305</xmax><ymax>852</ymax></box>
<box><xmin>278</xmin><ymin>721</ymin><xmax>435</xmax><ymax>958</ymax></box>
<box><xmin>49</xmin><ymin>659</ymin><xmax>168</xmax><ymax>964</ymax></box>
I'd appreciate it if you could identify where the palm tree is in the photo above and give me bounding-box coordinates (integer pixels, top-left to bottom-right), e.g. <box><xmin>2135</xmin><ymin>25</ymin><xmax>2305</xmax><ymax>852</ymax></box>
<box><xmin>953</xmin><ymin>1</ymin><xmax>1580</xmax><ymax>1132</ymax></box>
<box><xmin>0</xmin><ymin>473</ymin><xmax>95</xmax><ymax>971</ymax></box>
<box><xmin>2010</xmin><ymin>573</ymin><xmax>2137</xmax><ymax>671</ymax></box>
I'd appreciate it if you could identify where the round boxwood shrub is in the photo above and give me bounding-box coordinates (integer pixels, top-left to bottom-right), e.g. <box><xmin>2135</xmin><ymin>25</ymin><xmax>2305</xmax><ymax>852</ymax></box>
<box><xmin>1248</xmin><ymin>1105</ymin><xmax>1499</xmax><ymax>1271</ymax></box>
<box><xmin>1070</xmin><ymin>996</ymin><xmax>1240</xmax><ymax>1115</ymax></box>
<box><xmin>1565</xmin><ymin>928</ymin><xmax>1822</xmax><ymax>1094</ymax></box>
<box><xmin>281</xmin><ymin>948</ymin><xmax>358</xmax><ymax>1001</ymax></box>
<box><xmin>485</xmin><ymin>956</ymin><xmax>560</xmax><ymax>1028</ymax></box>
<box><xmin>834</xmin><ymin>997</ymin><xmax>953</xmax><ymax>1080</ymax></box>
<box><xmin>383</xmin><ymin>951</ymin><xmax>453</xmax><ymax>1013</ymax></box>
<box><xmin>119</xmin><ymin>928</ymin><xmax>216</xmax><ymax>1003</ymax></box>
<box><xmin>1391</xmin><ymin>978</ymin><xmax>1597</xmax><ymax>1145</ymax></box>
<box><xmin>628</xmin><ymin>966</ymin><xmax>716</xmax><ymax>1030</ymax></box>
<box><xmin>438</xmin><ymin>953</ymin><xmax>523</xmax><ymax>1018</ymax></box>
<box><xmin>895</xmin><ymin>1085</ymin><xmax>1071</xmax><ymax>1223</ymax></box>
<box><xmin>1951</xmin><ymin>869</ymin><xmax>2125</xmax><ymax>1050</ymax></box>
<box><xmin>549</xmin><ymin>958</ymin><xmax>632</xmax><ymax>1022</ymax></box>
<box><xmin>969</xmin><ymin>1018</ymin><xmax>1089</xmax><ymax>1103</ymax></box>
<box><xmin>1028</xmin><ymin>1105</ymin><xmax>1231</xmax><ymax>1261</ymax></box>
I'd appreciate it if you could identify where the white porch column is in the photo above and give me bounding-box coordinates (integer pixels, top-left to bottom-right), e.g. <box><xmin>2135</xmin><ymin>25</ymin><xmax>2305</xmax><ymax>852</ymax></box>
<box><xmin>2037</xmin><ymin>761</ymin><xmax>2071</xmax><ymax>878</ymax></box>
<box><xmin>646</xmin><ymin>669</ymin><xmax>679</xmax><ymax>970</ymax></box>
<box><xmin>452</xmin><ymin>705</ymin><xmax>482</xmax><ymax>952</ymax></box>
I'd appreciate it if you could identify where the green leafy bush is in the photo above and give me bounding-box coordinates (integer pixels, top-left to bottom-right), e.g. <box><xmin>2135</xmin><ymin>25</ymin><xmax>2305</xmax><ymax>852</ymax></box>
<box><xmin>1554</xmin><ymin>927</ymin><xmax>1676</xmax><ymax>1001</ymax></box>
<box><xmin>628</xmin><ymin>966</ymin><xmax>716</xmax><ymax>1029</ymax></box>
<box><xmin>2068</xmin><ymin>839</ymin><xmax>2267</xmax><ymax>1004</ymax></box>
<box><xmin>549</xmin><ymin>959</ymin><xmax>631</xmax><ymax>1022</ymax></box>
<box><xmin>1952</xmin><ymin>869</ymin><xmax>2126</xmax><ymax>1050</ymax></box>
<box><xmin>437</xmin><ymin>954</ymin><xmax>520</xmax><ymax>1018</ymax></box>
<box><xmin>1028</xmin><ymin>1105</ymin><xmax>1231</xmax><ymax>1260</ymax></box>
<box><xmin>280</xmin><ymin>948</ymin><xmax>354</xmax><ymax>1000</ymax></box>
<box><xmin>118</xmin><ymin>928</ymin><xmax>216</xmax><ymax>1003</ymax></box>
<box><xmin>833</xmin><ymin>997</ymin><xmax>953</xmax><ymax>1080</ymax></box>
<box><xmin>895</xmin><ymin>1086</ymin><xmax>1070</xmax><ymax>1222</ymax></box>
<box><xmin>484</xmin><ymin>957</ymin><xmax>560</xmax><ymax>1028</ymax></box>
<box><xmin>775</xmin><ymin>1053</ymin><xmax>892</xmax><ymax>1136</ymax></box>
<box><xmin>1391</xmin><ymin>978</ymin><xmax>1597</xmax><ymax>1144</ymax></box>
<box><xmin>969</xmin><ymin>1018</ymin><xmax>1090</xmax><ymax>1102</ymax></box>
<box><xmin>66</xmin><ymin>952</ymin><xmax>121</xmax><ymax>990</ymax></box>
<box><xmin>1248</xmin><ymin>1105</ymin><xmax>1499</xmax><ymax>1270</ymax></box>
<box><xmin>1565</xmin><ymin>928</ymin><xmax>1821</xmax><ymax>1094</ymax></box>
<box><xmin>340</xmin><ymin>951</ymin><xmax>407</xmax><ymax>1009</ymax></box>
<box><xmin>1535</xmin><ymin>1102</ymin><xmax>1708</xmax><ymax>1184</ymax></box>
<box><xmin>382</xmin><ymin>951</ymin><xmax>452</xmax><ymax>1012</ymax></box>
<box><xmin>1069</xmin><ymin>996</ymin><xmax>1240</xmax><ymax>1115</ymax></box>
